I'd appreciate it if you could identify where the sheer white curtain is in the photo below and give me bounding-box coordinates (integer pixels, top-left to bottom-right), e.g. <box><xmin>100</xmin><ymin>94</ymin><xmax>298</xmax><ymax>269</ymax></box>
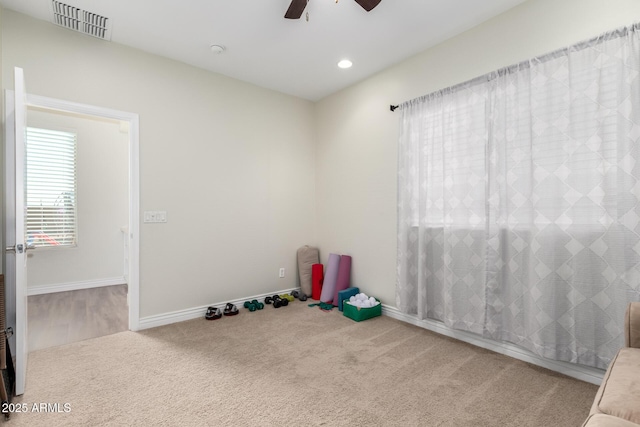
<box><xmin>397</xmin><ymin>24</ymin><xmax>640</xmax><ymax>369</ymax></box>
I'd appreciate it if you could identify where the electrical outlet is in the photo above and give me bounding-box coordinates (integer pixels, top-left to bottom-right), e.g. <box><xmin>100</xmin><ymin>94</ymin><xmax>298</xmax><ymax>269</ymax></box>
<box><xmin>279</xmin><ymin>268</ymin><xmax>285</xmax><ymax>278</ymax></box>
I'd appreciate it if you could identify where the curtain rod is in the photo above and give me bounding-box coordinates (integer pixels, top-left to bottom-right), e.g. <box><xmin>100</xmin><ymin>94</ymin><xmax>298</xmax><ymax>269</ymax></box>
<box><xmin>389</xmin><ymin>21</ymin><xmax>640</xmax><ymax>113</ymax></box>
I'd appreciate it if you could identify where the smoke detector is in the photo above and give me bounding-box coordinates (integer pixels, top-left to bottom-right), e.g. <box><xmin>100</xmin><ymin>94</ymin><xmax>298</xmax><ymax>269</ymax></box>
<box><xmin>50</xmin><ymin>0</ymin><xmax>112</xmax><ymax>41</ymax></box>
<box><xmin>210</xmin><ymin>45</ymin><xmax>226</xmax><ymax>54</ymax></box>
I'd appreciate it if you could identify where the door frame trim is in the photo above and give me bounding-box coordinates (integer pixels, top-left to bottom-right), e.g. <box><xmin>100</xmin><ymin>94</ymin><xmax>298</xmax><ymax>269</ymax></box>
<box><xmin>6</xmin><ymin>92</ymin><xmax>141</xmax><ymax>332</ymax></box>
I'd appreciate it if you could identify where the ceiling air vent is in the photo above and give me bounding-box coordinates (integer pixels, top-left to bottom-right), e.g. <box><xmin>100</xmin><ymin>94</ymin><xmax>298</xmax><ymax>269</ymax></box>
<box><xmin>50</xmin><ymin>0</ymin><xmax>112</xmax><ymax>41</ymax></box>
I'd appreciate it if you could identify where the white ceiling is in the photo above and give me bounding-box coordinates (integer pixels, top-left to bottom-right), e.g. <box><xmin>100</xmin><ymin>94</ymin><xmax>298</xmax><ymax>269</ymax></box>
<box><xmin>0</xmin><ymin>0</ymin><xmax>527</xmax><ymax>101</ymax></box>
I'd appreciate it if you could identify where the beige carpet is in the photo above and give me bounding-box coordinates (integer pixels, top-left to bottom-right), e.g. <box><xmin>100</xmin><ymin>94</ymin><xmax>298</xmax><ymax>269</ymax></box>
<box><xmin>9</xmin><ymin>302</ymin><xmax>597</xmax><ymax>426</ymax></box>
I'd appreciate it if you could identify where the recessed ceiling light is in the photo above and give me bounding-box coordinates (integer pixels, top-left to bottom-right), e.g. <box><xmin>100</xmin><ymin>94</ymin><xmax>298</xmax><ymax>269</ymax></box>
<box><xmin>338</xmin><ymin>59</ymin><xmax>353</xmax><ymax>69</ymax></box>
<box><xmin>210</xmin><ymin>44</ymin><xmax>226</xmax><ymax>54</ymax></box>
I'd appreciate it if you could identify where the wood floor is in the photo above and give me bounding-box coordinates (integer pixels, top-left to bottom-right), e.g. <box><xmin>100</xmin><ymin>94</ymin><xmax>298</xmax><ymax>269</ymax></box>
<box><xmin>27</xmin><ymin>285</ymin><xmax>128</xmax><ymax>352</ymax></box>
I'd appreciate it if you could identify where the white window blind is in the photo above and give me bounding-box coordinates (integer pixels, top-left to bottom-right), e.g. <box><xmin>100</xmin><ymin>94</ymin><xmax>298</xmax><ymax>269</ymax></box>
<box><xmin>26</xmin><ymin>127</ymin><xmax>77</xmax><ymax>248</ymax></box>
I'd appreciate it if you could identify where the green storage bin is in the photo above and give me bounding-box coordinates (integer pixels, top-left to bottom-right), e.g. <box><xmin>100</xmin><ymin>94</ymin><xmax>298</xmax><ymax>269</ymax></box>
<box><xmin>342</xmin><ymin>299</ymin><xmax>381</xmax><ymax>322</ymax></box>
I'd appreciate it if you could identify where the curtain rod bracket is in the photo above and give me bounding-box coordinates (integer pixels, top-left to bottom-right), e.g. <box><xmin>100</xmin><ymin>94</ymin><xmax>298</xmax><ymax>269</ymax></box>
<box><xmin>390</xmin><ymin>105</ymin><xmax>399</xmax><ymax>112</ymax></box>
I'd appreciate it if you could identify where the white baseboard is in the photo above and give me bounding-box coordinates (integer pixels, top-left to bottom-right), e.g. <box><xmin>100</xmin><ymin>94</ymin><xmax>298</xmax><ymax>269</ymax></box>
<box><xmin>138</xmin><ymin>287</ymin><xmax>302</xmax><ymax>330</ymax></box>
<box><xmin>381</xmin><ymin>304</ymin><xmax>605</xmax><ymax>386</ymax></box>
<box><xmin>27</xmin><ymin>277</ymin><xmax>127</xmax><ymax>296</ymax></box>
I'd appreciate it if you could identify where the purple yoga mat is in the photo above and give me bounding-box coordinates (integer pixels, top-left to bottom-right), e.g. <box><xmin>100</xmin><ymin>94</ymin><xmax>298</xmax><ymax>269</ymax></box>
<box><xmin>332</xmin><ymin>255</ymin><xmax>352</xmax><ymax>306</ymax></box>
<box><xmin>320</xmin><ymin>253</ymin><xmax>341</xmax><ymax>303</ymax></box>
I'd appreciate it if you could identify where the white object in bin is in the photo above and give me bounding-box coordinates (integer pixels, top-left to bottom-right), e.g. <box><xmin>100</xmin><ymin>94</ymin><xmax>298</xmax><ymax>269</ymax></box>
<box><xmin>346</xmin><ymin>292</ymin><xmax>380</xmax><ymax>308</ymax></box>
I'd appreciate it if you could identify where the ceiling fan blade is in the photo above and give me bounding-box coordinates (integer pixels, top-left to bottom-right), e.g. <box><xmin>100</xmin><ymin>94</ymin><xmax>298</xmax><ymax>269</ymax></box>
<box><xmin>354</xmin><ymin>0</ymin><xmax>381</xmax><ymax>12</ymax></box>
<box><xmin>285</xmin><ymin>0</ymin><xmax>308</xmax><ymax>19</ymax></box>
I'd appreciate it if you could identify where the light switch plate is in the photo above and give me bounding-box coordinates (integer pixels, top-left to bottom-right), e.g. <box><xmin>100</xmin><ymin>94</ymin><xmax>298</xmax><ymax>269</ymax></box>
<box><xmin>144</xmin><ymin>211</ymin><xmax>167</xmax><ymax>223</ymax></box>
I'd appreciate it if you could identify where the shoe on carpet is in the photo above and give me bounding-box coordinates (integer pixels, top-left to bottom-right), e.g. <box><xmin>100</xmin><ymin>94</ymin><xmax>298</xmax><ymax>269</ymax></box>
<box><xmin>205</xmin><ymin>306</ymin><xmax>222</xmax><ymax>320</ymax></box>
<box><xmin>223</xmin><ymin>303</ymin><xmax>239</xmax><ymax>316</ymax></box>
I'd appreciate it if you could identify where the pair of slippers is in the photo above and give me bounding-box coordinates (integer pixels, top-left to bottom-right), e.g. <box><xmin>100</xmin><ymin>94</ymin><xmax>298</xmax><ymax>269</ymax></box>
<box><xmin>205</xmin><ymin>303</ymin><xmax>239</xmax><ymax>320</ymax></box>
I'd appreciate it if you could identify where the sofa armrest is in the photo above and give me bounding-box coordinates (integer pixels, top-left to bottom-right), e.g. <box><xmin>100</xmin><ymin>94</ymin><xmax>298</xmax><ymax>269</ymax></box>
<box><xmin>625</xmin><ymin>302</ymin><xmax>640</xmax><ymax>348</ymax></box>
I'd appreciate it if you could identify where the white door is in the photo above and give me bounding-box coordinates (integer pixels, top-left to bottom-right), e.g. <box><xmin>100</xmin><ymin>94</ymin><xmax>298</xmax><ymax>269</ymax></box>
<box><xmin>4</xmin><ymin>67</ymin><xmax>29</xmax><ymax>396</ymax></box>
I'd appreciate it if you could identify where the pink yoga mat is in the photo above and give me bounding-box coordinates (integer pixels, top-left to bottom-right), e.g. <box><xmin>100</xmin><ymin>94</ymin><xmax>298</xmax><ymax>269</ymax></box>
<box><xmin>320</xmin><ymin>253</ymin><xmax>341</xmax><ymax>303</ymax></box>
<box><xmin>332</xmin><ymin>255</ymin><xmax>352</xmax><ymax>306</ymax></box>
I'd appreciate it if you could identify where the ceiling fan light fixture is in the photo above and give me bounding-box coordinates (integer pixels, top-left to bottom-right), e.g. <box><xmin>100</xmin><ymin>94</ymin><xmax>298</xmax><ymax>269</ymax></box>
<box><xmin>338</xmin><ymin>59</ymin><xmax>353</xmax><ymax>69</ymax></box>
<box><xmin>285</xmin><ymin>0</ymin><xmax>380</xmax><ymax>18</ymax></box>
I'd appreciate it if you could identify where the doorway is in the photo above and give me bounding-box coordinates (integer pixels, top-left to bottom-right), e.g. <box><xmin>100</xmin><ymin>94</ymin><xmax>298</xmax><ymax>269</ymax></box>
<box><xmin>4</xmin><ymin>91</ymin><xmax>140</xmax><ymax>360</ymax></box>
<box><xmin>25</xmin><ymin>105</ymin><xmax>131</xmax><ymax>351</ymax></box>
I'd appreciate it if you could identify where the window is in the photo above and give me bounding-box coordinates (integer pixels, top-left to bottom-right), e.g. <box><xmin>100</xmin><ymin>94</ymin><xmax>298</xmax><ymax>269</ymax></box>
<box><xmin>397</xmin><ymin>24</ymin><xmax>640</xmax><ymax>370</ymax></box>
<box><xmin>26</xmin><ymin>127</ymin><xmax>77</xmax><ymax>248</ymax></box>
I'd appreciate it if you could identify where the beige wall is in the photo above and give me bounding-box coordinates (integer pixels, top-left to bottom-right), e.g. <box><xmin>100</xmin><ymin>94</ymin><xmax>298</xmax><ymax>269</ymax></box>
<box><xmin>314</xmin><ymin>0</ymin><xmax>640</xmax><ymax>305</ymax></box>
<box><xmin>26</xmin><ymin>108</ymin><xmax>129</xmax><ymax>288</ymax></box>
<box><xmin>1</xmin><ymin>10</ymin><xmax>317</xmax><ymax>317</ymax></box>
<box><xmin>4</xmin><ymin>0</ymin><xmax>640</xmax><ymax>318</ymax></box>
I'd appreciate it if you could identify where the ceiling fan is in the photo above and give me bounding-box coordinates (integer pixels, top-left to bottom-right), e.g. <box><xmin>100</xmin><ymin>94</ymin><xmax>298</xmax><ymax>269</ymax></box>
<box><xmin>285</xmin><ymin>0</ymin><xmax>381</xmax><ymax>19</ymax></box>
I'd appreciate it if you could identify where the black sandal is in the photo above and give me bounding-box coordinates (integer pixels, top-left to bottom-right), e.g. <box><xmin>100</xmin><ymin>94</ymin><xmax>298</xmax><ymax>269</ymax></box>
<box><xmin>205</xmin><ymin>306</ymin><xmax>222</xmax><ymax>320</ymax></box>
<box><xmin>223</xmin><ymin>303</ymin><xmax>239</xmax><ymax>316</ymax></box>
